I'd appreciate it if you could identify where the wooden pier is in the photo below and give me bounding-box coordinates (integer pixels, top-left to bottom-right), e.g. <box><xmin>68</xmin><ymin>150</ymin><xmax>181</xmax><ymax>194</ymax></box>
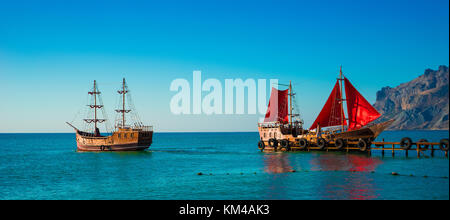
<box><xmin>370</xmin><ymin>139</ymin><xmax>448</xmax><ymax>158</ymax></box>
<box><xmin>261</xmin><ymin>138</ymin><xmax>449</xmax><ymax>158</ymax></box>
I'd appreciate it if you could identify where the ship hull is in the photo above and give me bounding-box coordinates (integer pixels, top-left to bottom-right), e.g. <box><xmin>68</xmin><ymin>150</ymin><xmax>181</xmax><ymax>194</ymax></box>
<box><xmin>75</xmin><ymin>129</ymin><xmax>153</xmax><ymax>152</ymax></box>
<box><xmin>77</xmin><ymin>143</ymin><xmax>150</xmax><ymax>151</ymax></box>
<box><xmin>333</xmin><ymin>119</ymin><xmax>394</xmax><ymax>140</ymax></box>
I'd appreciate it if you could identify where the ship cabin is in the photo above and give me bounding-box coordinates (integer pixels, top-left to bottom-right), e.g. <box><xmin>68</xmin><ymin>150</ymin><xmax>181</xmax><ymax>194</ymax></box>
<box><xmin>258</xmin><ymin>122</ymin><xmax>305</xmax><ymax>142</ymax></box>
<box><xmin>113</xmin><ymin>125</ymin><xmax>153</xmax><ymax>143</ymax></box>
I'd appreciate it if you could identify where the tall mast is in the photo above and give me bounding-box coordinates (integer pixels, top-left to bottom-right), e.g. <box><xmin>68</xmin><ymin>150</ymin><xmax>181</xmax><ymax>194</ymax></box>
<box><xmin>289</xmin><ymin>80</ymin><xmax>293</xmax><ymax>127</ymax></box>
<box><xmin>116</xmin><ymin>78</ymin><xmax>130</xmax><ymax>129</ymax></box>
<box><xmin>94</xmin><ymin>80</ymin><xmax>98</xmax><ymax>130</ymax></box>
<box><xmin>339</xmin><ymin>66</ymin><xmax>345</xmax><ymax>132</ymax></box>
<box><xmin>122</xmin><ymin>78</ymin><xmax>126</xmax><ymax>128</ymax></box>
<box><xmin>84</xmin><ymin>80</ymin><xmax>106</xmax><ymax>133</ymax></box>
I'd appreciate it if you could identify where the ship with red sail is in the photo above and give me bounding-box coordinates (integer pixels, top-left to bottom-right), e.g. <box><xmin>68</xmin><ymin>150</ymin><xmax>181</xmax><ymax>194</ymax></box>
<box><xmin>67</xmin><ymin>78</ymin><xmax>153</xmax><ymax>151</ymax></box>
<box><xmin>258</xmin><ymin>67</ymin><xmax>394</xmax><ymax>152</ymax></box>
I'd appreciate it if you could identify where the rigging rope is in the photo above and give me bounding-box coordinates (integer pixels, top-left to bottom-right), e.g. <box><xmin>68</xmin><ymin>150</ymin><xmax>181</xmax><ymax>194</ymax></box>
<box><xmin>97</xmin><ymin>90</ymin><xmax>112</xmax><ymax>134</ymax></box>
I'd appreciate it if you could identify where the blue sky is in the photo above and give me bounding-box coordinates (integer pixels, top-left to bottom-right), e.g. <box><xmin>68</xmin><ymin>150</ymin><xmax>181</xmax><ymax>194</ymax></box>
<box><xmin>0</xmin><ymin>0</ymin><xmax>448</xmax><ymax>132</ymax></box>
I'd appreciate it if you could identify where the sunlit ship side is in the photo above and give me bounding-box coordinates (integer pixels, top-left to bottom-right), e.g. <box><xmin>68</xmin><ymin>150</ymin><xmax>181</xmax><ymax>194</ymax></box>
<box><xmin>73</xmin><ymin>127</ymin><xmax>153</xmax><ymax>151</ymax></box>
<box><xmin>67</xmin><ymin>78</ymin><xmax>153</xmax><ymax>152</ymax></box>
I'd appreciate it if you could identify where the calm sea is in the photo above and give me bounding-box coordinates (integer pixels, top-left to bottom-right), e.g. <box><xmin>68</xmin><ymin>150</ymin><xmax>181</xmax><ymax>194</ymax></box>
<box><xmin>0</xmin><ymin>131</ymin><xmax>448</xmax><ymax>200</ymax></box>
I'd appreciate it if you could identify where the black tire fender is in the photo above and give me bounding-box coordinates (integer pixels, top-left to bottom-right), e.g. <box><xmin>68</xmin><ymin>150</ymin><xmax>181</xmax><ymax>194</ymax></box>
<box><xmin>298</xmin><ymin>138</ymin><xmax>308</xmax><ymax>149</ymax></box>
<box><xmin>358</xmin><ymin>139</ymin><xmax>368</xmax><ymax>152</ymax></box>
<box><xmin>280</xmin><ymin>139</ymin><xmax>290</xmax><ymax>151</ymax></box>
<box><xmin>417</xmin><ymin>139</ymin><xmax>429</xmax><ymax>151</ymax></box>
<box><xmin>439</xmin><ymin>139</ymin><xmax>449</xmax><ymax>151</ymax></box>
<box><xmin>335</xmin><ymin>138</ymin><xmax>346</xmax><ymax>150</ymax></box>
<box><xmin>317</xmin><ymin>138</ymin><xmax>327</xmax><ymax>150</ymax></box>
<box><xmin>268</xmin><ymin>138</ymin><xmax>278</xmax><ymax>149</ymax></box>
<box><xmin>400</xmin><ymin>137</ymin><xmax>413</xmax><ymax>150</ymax></box>
<box><xmin>258</xmin><ymin>140</ymin><xmax>266</xmax><ymax>151</ymax></box>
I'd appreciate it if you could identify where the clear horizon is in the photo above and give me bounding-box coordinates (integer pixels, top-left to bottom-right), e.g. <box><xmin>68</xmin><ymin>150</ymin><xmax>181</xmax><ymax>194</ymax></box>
<box><xmin>1</xmin><ymin>0</ymin><xmax>448</xmax><ymax>133</ymax></box>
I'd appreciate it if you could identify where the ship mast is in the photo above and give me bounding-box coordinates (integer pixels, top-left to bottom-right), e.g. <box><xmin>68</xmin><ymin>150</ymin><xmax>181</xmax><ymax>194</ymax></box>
<box><xmin>122</xmin><ymin>78</ymin><xmax>125</xmax><ymax>127</ymax></box>
<box><xmin>116</xmin><ymin>78</ymin><xmax>131</xmax><ymax>129</ymax></box>
<box><xmin>274</xmin><ymin>81</ymin><xmax>298</xmax><ymax>126</ymax></box>
<box><xmin>338</xmin><ymin>66</ymin><xmax>345</xmax><ymax>132</ymax></box>
<box><xmin>287</xmin><ymin>80</ymin><xmax>299</xmax><ymax>127</ymax></box>
<box><xmin>84</xmin><ymin>80</ymin><xmax>106</xmax><ymax>134</ymax></box>
<box><xmin>94</xmin><ymin>80</ymin><xmax>98</xmax><ymax>129</ymax></box>
<box><xmin>289</xmin><ymin>80</ymin><xmax>293</xmax><ymax>127</ymax></box>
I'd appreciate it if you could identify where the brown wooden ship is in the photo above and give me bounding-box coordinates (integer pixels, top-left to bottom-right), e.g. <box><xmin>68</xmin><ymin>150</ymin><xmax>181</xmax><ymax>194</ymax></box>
<box><xmin>67</xmin><ymin>78</ymin><xmax>153</xmax><ymax>151</ymax></box>
<box><xmin>258</xmin><ymin>67</ymin><xmax>394</xmax><ymax>152</ymax></box>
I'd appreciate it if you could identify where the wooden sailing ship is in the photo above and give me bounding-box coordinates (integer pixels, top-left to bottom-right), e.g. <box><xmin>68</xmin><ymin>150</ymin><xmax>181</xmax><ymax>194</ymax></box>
<box><xmin>67</xmin><ymin>78</ymin><xmax>153</xmax><ymax>151</ymax></box>
<box><xmin>258</xmin><ymin>67</ymin><xmax>394</xmax><ymax>152</ymax></box>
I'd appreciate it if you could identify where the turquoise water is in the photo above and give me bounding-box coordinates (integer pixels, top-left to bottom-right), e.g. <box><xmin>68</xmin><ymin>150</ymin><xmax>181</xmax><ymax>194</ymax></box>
<box><xmin>0</xmin><ymin>131</ymin><xmax>448</xmax><ymax>200</ymax></box>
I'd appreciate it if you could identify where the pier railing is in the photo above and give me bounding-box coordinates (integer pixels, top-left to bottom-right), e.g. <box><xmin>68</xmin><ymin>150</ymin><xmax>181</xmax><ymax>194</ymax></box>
<box><xmin>370</xmin><ymin>139</ymin><xmax>448</xmax><ymax>158</ymax></box>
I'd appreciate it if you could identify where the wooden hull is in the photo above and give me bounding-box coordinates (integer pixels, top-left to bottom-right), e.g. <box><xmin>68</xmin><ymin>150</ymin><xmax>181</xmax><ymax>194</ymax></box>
<box><xmin>77</xmin><ymin>143</ymin><xmax>150</xmax><ymax>151</ymax></box>
<box><xmin>334</xmin><ymin>119</ymin><xmax>394</xmax><ymax>140</ymax></box>
<box><xmin>75</xmin><ymin>128</ymin><xmax>153</xmax><ymax>152</ymax></box>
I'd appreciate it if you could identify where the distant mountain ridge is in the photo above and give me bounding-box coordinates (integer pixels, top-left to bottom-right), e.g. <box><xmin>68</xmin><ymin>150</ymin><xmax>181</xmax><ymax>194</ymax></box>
<box><xmin>373</xmin><ymin>65</ymin><xmax>449</xmax><ymax>130</ymax></box>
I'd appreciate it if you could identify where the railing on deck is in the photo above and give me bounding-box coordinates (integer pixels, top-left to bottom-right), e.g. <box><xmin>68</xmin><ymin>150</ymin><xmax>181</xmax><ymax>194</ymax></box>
<box><xmin>132</xmin><ymin>125</ymin><xmax>153</xmax><ymax>132</ymax></box>
<box><xmin>116</xmin><ymin>124</ymin><xmax>153</xmax><ymax>132</ymax></box>
<box><xmin>258</xmin><ymin>122</ymin><xmax>290</xmax><ymax>128</ymax></box>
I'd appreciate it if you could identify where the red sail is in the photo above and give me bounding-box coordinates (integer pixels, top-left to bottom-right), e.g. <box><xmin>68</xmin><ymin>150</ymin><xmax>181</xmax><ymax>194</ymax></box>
<box><xmin>309</xmin><ymin>81</ymin><xmax>346</xmax><ymax>130</ymax></box>
<box><xmin>344</xmin><ymin>77</ymin><xmax>381</xmax><ymax>130</ymax></box>
<box><xmin>264</xmin><ymin>88</ymin><xmax>289</xmax><ymax>123</ymax></box>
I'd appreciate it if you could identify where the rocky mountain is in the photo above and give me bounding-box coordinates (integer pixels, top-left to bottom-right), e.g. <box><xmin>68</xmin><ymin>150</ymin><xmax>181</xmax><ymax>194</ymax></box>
<box><xmin>373</xmin><ymin>65</ymin><xmax>449</xmax><ymax>130</ymax></box>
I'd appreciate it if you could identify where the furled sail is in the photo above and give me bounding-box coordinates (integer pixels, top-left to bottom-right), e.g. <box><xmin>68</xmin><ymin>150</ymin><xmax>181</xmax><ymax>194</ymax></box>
<box><xmin>344</xmin><ymin>77</ymin><xmax>381</xmax><ymax>130</ymax></box>
<box><xmin>309</xmin><ymin>81</ymin><xmax>346</xmax><ymax>130</ymax></box>
<box><xmin>264</xmin><ymin>88</ymin><xmax>289</xmax><ymax>123</ymax></box>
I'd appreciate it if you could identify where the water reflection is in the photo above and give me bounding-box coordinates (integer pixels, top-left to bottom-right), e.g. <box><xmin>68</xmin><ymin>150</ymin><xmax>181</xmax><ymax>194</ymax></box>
<box><xmin>262</xmin><ymin>153</ymin><xmax>294</xmax><ymax>199</ymax></box>
<box><xmin>310</xmin><ymin>154</ymin><xmax>382</xmax><ymax>172</ymax></box>
<box><xmin>262</xmin><ymin>152</ymin><xmax>383</xmax><ymax>200</ymax></box>
<box><xmin>263</xmin><ymin>153</ymin><xmax>293</xmax><ymax>174</ymax></box>
<box><xmin>310</xmin><ymin>153</ymin><xmax>382</xmax><ymax>200</ymax></box>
